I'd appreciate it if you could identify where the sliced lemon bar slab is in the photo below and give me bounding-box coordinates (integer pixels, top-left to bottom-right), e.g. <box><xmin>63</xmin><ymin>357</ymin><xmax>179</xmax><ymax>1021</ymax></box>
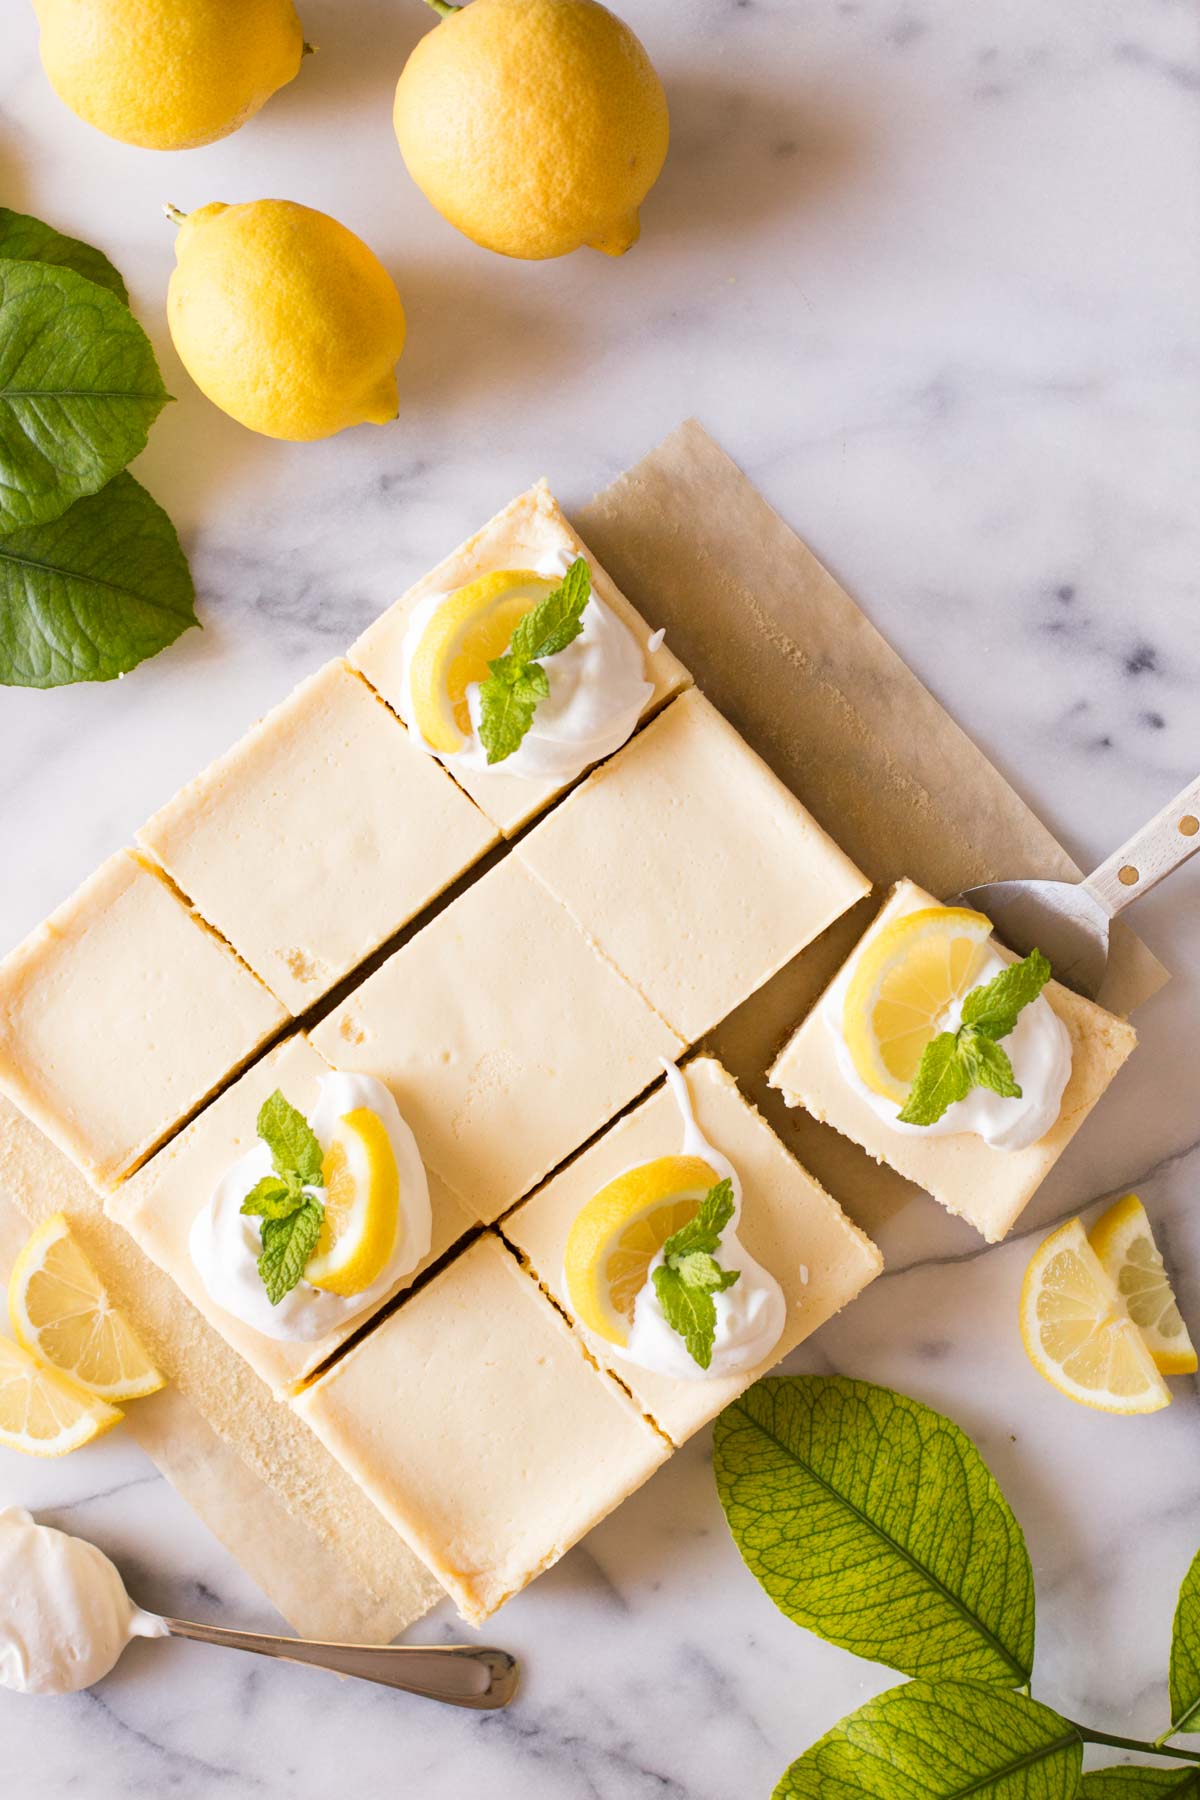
<box><xmin>312</xmin><ymin>857</ymin><xmax>682</xmax><ymax>1225</ymax></box>
<box><xmin>106</xmin><ymin>1035</ymin><xmax>473</xmax><ymax>1397</ymax></box>
<box><xmin>294</xmin><ymin>1233</ymin><xmax>671</xmax><ymax>1624</ymax></box>
<box><xmin>770</xmin><ymin>879</ymin><xmax>1138</xmax><ymax>1244</ymax></box>
<box><xmin>517</xmin><ymin>688</ymin><xmax>870</xmax><ymax>1042</ymax></box>
<box><xmin>503</xmin><ymin>1057</ymin><xmax>882</xmax><ymax>1446</ymax></box>
<box><xmin>0</xmin><ymin>851</ymin><xmax>286</xmax><ymax>1194</ymax></box>
<box><xmin>347</xmin><ymin>481</ymin><xmax>691</xmax><ymax>836</ymax></box>
<box><xmin>137</xmin><ymin>660</ymin><xmax>498</xmax><ymax>1014</ymax></box>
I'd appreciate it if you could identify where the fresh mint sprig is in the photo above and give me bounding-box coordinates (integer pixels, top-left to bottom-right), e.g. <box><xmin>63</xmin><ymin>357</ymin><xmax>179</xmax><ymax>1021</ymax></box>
<box><xmin>239</xmin><ymin>1090</ymin><xmax>325</xmax><ymax>1305</ymax></box>
<box><xmin>897</xmin><ymin>948</ymin><xmax>1052</xmax><ymax>1127</ymax></box>
<box><xmin>652</xmin><ymin>1178</ymin><xmax>741</xmax><ymax>1370</ymax></box>
<box><xmin>476</xmin><ymin>557</ymin><xmax>591</xmax><ymax>764</ymax></box>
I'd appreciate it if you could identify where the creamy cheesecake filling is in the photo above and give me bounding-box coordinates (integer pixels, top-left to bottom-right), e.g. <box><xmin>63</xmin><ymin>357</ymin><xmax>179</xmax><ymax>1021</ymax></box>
<box><xmin>398</xmin><ymin>547</ymin><xmax>653</xmax><ymax>782</ymax></box>
<box><xmin>823</xmin><ymin>947</ymin><xmax>1073</xmax><ymax>1152</ymax></box>
<box><xmin>190</xmin><ymin>1071</ymin><xmax>431</xmax><ymax>1341</ymax></box>
<box><xmin>0</xmin><ymin>1508</ymin><xmax>166</xmax><ymax>1696</ymax></box>
<box><xmin>616</xmin><ymin>1065</ymin><xmax>786</xmax><ymax>1382</ymax></box>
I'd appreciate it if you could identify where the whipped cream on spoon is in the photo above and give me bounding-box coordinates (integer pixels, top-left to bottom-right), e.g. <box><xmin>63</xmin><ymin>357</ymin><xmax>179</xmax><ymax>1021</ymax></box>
<box><xmin>0</xmin><ymin>1509</ymin><xmax>516</xmax><ymax>1708</ymax></box>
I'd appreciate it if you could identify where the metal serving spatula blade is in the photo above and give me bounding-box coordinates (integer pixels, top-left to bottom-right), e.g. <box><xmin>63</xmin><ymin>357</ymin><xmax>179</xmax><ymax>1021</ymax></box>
<box><xmin>951</xmin><ymin>773</ymin><xmax>1200</xmax><ymax>1000</ymax></box>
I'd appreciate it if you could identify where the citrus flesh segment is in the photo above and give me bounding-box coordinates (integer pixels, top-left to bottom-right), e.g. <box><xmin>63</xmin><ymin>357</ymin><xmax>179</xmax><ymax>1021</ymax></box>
<box><xmin>563</xmin><ymin>1154</ymin><xmax>721</xmax><ymax>1347</ymax></box>
<box><xmin>1019</xmin><ymin>1217</ymin><xmax>1172</xmax><ymax>1414</ymax></box>
<box><xmin>407</xmin><ymin>569</ymin><xmax>558</xmax><ymax>753</ymax></box>
<box><xmin>1089</xmin><ymin>1193</ymin><xmax>1197</xmax><ymax>1376</ymax></box>
<box><xmin>305</xmin><ymin>1108</ymin><xmax>401</xmax><ymax>1299</ymax></box>
<box><xmin>9</xmin><ymin>1213</ymin><xmax>164</xmax><ymax>1402</ymax></box>
<box><xmin>842</xmin><ymin>906</ymin><xmax>994</xmax><ymax>1104</ymax></box>
<box><xmin>0</xmin><ymin>1333</ymin><xmax>122</xmax><ymax>1456</ymax></box>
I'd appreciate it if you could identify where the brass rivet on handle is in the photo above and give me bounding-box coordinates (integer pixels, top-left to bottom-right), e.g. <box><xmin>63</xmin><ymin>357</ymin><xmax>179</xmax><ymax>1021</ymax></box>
<box><xmin>1118</xmin><ymin>864</ymin><xmax>1140</xmax><ymax>886</ymax></box>
<box><xmin>1180</xmin><ymin>814</ymin><xmax>1199</xmax><ymax>838</ymax></box>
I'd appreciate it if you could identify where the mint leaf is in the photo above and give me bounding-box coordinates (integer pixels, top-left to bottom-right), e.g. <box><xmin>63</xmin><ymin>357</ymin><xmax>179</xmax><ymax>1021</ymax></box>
<box><xmin>0</xmin><ymin>472</ymin><xmax>197</xmax><ymax>688</ymax></box>
<box><xmin>475</xmin><ymin>560</ymin><xmax>592</xmax><ymax>764</ymax></box>
<box><xmin>478</xmin><ymin>657</ymin><xmax>549</xmax><ymax>765</ymax></box>
<box><xmin>1082</xmin><ymin>1774</ymin><xmax>1200</xmax><ymax>1797</ymax></box>
<box><xmin>897</xmin><ymin>948</ymin><xmax>1050</xmax><ymax>1127</ymax></box>
<box><xmin>961</xmin><ymin>948</ymin><xmax>1052</xmax><ymax>1040</ymax></box>
<box><xmin>673</xmin><ymin>1249</ymin><xmax>740</xmax><ymax>1292</ymax></box>
<box><xmin>257</xmin><ymin>1199</ymin><xmax>324</xmax><ymax>1306</ymax></box>
<box><xmin>239</xmin><ymin>1174</ymin><xmax>303</xmax><ymax>1219</ymax></box>
<box><xmin>660</xmin><ymin>1177</ymin><xmax>736</xmax><ymax>1260</ymax></box>
<box><xmin>0</xmin><ymin>208</ymin><xmax>129</xmax><ymax>304</ymax></box>
<box><xmin>896</xmin><ymin>1031</ymin><xmax>972</xmax><ymax>1126</ymax></box>
<box><xmin>653</xmin><ymin>1264</ymin><xmax>721</xmax><ymax>1369</ymax></box>
<box><xmin>508</xmin><ymin>557</ymin><xmax>591</xmax><ymax>662</ymax></box>
<box><xmin>773</xmin><ymin>1679</ymin><xmax>1080</xmax><ymax>1799</ymax></box>
<box><xmin>257</xmin><ymin>1089</ymin><xmax>325</xmax><ymax>1187</ymax></box>
<box><xmin>1169</xmin><ymin>1548</ymin><xmax>1200</xmax><ymax>1736</ymax></box>
<box><xmin>0</xmin><ymin>260</ymin><xmax>168</xmax><ymax>534</ymax></box>
<box><xmin>714</xmin><ymin>1375</ymin><xmax>1035</xmax><ymax>1685</ymax></box>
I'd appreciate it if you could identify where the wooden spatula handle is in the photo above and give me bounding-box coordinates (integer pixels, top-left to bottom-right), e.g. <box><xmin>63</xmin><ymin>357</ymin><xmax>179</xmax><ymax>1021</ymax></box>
<box><xmin>1082</xmin><ymin>773</ymin><xmax>1200</xmax><ymax>918</ymax></box>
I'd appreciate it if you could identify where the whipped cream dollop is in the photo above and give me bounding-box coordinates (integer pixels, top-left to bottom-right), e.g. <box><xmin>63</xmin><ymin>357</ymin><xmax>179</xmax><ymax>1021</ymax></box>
<box><xmin>0</xmin><ymin>1508</ymin><xmax>165</xmax><ymax>1696</ymax></box>
<box><xmin>190</xmin><ymin>1072</ymin><xmax>431</xmax><ymax>1342</ymax></box>
<box><xmin>399</xmin><ymin>548</ymin><xmax>654</xmax><ymax>782</ymax></box>
<box><xmin>618</xmin><ymin>1065</ymin><xmax>786</xmax><ymax>1382</ymax></box>
<box><xmin>824</xmin><ymin>945</ymin><xmax>1073</xmax><ymax>1152</ymax></box>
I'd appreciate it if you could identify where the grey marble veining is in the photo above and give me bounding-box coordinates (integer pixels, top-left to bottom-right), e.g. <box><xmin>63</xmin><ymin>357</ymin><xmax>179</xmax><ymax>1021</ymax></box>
<box><xmin>1</xmin><ymin>0</ymin><xmax>1198</xmax><ymax>1794</ymax></box>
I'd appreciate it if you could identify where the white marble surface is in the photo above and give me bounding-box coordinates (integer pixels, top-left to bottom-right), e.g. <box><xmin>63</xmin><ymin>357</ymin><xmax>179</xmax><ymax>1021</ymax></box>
<box><xmin>1</xmin><ymin>1</ymin><xmax>1199</xmax><ymax>1794</ymax></box>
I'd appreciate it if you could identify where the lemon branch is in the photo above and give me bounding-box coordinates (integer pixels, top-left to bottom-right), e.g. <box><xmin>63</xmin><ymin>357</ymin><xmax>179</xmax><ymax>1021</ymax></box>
<box><xmin>1068</xmin><ymin>1722</ymin><xmax>1200</xmax><ymax>1766</ymax></box>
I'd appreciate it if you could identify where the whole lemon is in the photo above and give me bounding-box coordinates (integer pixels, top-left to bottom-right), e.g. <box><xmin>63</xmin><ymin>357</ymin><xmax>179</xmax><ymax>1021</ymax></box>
<box><xmin>166</xmin><ymin>201</ymin><xmax>407</xmax><ymax>442</ymax></box>
<box><xmin>33</xmin><ymin>0</ymin><xmax>306</xmax><ymax>151</ymax></box>
<box><xmin>394</xmin><ymin>0</ymin><xmax>669</xmax><ymax>260</ymax></box>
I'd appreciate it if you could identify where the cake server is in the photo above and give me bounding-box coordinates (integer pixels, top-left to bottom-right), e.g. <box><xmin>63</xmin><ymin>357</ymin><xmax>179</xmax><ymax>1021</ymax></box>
<box><xmin>160</xmin><ymin>1618</ymin><xmax>519</xmax><ymax>1709</ymax></box>
<box><xmin>950</xmin><ymin>773</ymin><xmax>1200</xmax><ymax>1000</ymax></box>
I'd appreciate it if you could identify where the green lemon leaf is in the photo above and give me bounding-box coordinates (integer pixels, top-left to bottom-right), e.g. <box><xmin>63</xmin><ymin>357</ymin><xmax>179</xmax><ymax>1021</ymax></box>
<box><xmin>1169</xmin><ymin>1549</ymin><xmax>1200</xmax><ymax>1735</ymax></box>
<box><xmin>714</xmin><ymin>1375</ymin><xmax>1035</xmax><ymax>1685</ymax></box>
<box><xmin>0</xmin><ymin>207</ymin><xmax>129</xmax><ymax>304</ymax></box>
<box><xmin>773</xmin><ymin>1680</ymin><xmax>1080</xmax><ymax>1800</ymax></box>
<box><xmin>257</xmin><ymin>1198</ymin><xmax>324</xmax><ymax>1306</ymax></box>
<box><xmin>961</xmin><ymin>949</ymin><xmax>1052</xmax><ymax>1040</ymax></box>
<box><xmin>256</xmin><ymin>1089</ymin><xmax>325</xmax><ymax>1187</ymax></box>
<box><xmin>0</xmin><ymin>259</ymin><xmax>168</xmax><ymax>534</ymax></box>
<box><xmin>1081</xmin><ymin>1773</ymin><xmax>1200</xmax><ymax>1797</ymax></box>
<box><xmin>0</xmin><ymin>472</ymin><xmax>197</xmax><ymax>687</ymax></box>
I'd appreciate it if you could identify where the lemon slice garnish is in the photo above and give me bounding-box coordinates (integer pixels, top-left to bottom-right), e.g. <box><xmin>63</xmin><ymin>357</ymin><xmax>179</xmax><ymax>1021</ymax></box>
<box><xmin>305</xmin><ymin>1108</ymin><xmax>401</xmax><ymax>1299</ymax></box>
<box><xmin>1088</xmin><ymin>1193</ymin><xmax>1196</xmax><ymax>1376</ymax></box>
<box><xmin>842</xmin><ymin>905</ymin><xmax>995</xmax><ymax>1104</ymax></box>
<box><xmin>0</xmin><ymin>1333</ymin><xmax>123</xmax><ymax>1457</ymax></box>
<box><xmin>408</xmin><ymin>568</ymin><xmax>558</xmax><ymax>754</ymax></box>
<box><xmin>9</xmin><ymin>1213</ymin><xmax>165</xmax><ymax>1402</ymax></box>
<box><xmin>563</xmin><ymin>1154</ymin><xmax>720</xmax><ymax>1347</ymax></box>
<box><xmin>1019</xmin><ymin>1217</ymin><xmax>1172</xmax><ymax>1414</ymax></box>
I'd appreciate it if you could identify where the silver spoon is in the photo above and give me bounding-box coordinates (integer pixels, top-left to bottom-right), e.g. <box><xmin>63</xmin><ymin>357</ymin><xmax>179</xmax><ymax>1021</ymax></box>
<box><xmin>951</xmin><ymin>773</ymin><xmax>1200</xmax><ymax>999</ymax></box>
<box><xmin>159</xmin><ymin>1617</ymin><xmax>518</xmax><ymax>1710</ymax></box>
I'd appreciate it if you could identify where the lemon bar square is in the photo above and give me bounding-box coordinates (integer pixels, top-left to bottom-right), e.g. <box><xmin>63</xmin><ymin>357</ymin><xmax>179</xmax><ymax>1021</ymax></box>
<box><xmin>137</xmin><ymin>659</ymin><xmax>498</xmax><ymax>1013</ymax></box>
<box><xmin>503</xmin><ymin>1057</ymin><xmax>882</xmax><ymax>1446</ymax></box>
<box><xmin>312</xmin><ymin>855</ymin><xmax>682</xmax><ymax>1224</ymax></box>
<box><xmin>347</xmin><ymin>481</ymin><xmax>691</xmax><ymax>836</ymax></box>
<box><xmin>293</xmin><ymin>1233</ymin><xmax>672</xmax><ymax>1623</ymax></box>
<box><xmin>516</xmin><ymin>688</ymin><xmax>871</xmax><ymax>1042</ymax></box>
<box><xmin>105</xmin><ymin>1034</ymin><xmax>474</xmax><ymax>1396</ymax></box>
<box><xmin>0</xmin><ymin>851</ymin><xmax>286</xmax><ymax>1193</ymax></box>
<box><xmin>769</xmin><ymin>879</ymin><xmax>1139</xmax><ymax>1242</ymax></box>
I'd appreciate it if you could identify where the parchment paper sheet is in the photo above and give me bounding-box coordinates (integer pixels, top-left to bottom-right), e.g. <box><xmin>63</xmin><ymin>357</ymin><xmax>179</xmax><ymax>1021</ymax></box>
<box><xmin>0</xmin><ymin>420</ymin><xmax>1165</xmax><ymax>1636</ymax></box>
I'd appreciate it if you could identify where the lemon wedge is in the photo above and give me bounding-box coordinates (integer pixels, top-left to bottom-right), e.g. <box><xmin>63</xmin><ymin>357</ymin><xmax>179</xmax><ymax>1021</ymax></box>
<box><xmin>563</xmin><ymin>1154</ymin><xmax>720</xmax><ymax>1347</ymax></box>
<box><xmin>0</xmin><ymin>1334</ymin><xmax>122</xmax><ymax>1457</ymax></box>
<box><xmin>9</xmin><ymin>1214</ymin><xmax>165</xmax><ymax>1402</ymax></box>
<box><xmin>1019</xmin><ymin>1217</ymin><xmax>1172</xmax><ymax>1413</ymax></box>
<box><xmin>305</xmin><ymin>1108</ymin><xmax>401</xmax><ymax>1299</ymax></box>
<box><xmin>1089</xmin><ymin>1193</ymin><xmax>1196</xmax><ymax>1376</ymax></box>
<box><xmin>407</xmin><ymin>569</ymin><xmax>557</xmax><ymax>753</ymax></box>
<box><xmin>842</xmin><ymin>905</ymin><xmax>995</xmax><ymax>1104</ymax></box>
